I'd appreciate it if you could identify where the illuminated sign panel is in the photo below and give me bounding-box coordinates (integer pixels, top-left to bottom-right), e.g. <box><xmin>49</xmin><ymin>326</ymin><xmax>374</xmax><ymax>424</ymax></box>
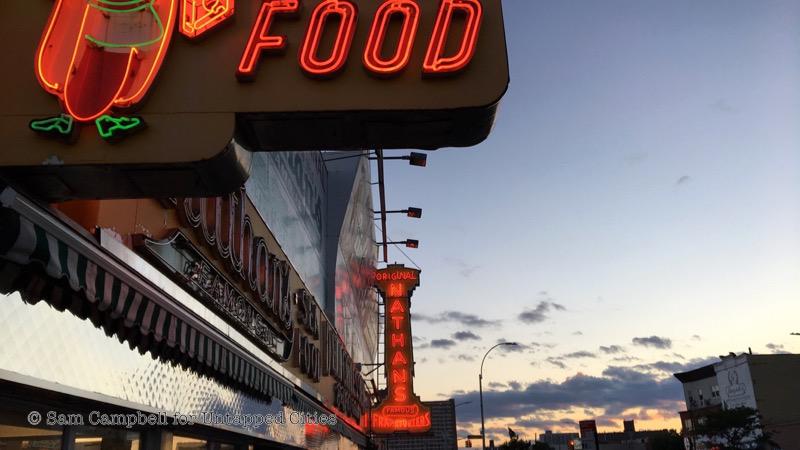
<box><xmin>0</xmin><ymin>0</ymin><xmax>508</xmax><ymax>200</ymax></box>
<box><xmin>363</xmin><ymin>264</ymin><xmax>431</xmax><ymax>434</ymax></box>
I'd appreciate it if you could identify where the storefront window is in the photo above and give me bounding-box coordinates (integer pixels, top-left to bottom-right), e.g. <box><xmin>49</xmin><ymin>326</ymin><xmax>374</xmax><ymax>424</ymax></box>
<box><xmin>73</xmin><ymin>428</ymin><xmax>139</xmax><ymax>450</ymax></box>
<box><xmin>0</xmin><ymin>424</ymin><xmax>62</xmax><ymax>450</ymax></box>
<box><xmin>171</xmin><ymin>436</ymin><xmax>206</xmax><ymax>450</ymax></box>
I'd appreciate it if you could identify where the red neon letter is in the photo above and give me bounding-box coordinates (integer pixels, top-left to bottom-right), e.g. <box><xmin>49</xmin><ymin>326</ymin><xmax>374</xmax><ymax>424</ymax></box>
<box><xmin>391</xmin><ymin>333</ymin><xmax>405</xmax><ymax>348</ymax></box>
<box><xmin>392</xmin><ymin>351</ymin><xmax>408</xmax><ymax>366</ymax></box>
<box><xmin>388</xmin><ymin>283</ymin><xmax>405</xmax><ymax>297</ymax></box>
<box><xmin>391</xmin><ymin>315</ymin><xmax>403</xmax><ymax>329</ymax></box>
<box><xmin>363</xmin><ymin>0</ymin><xmax>420</xmax><ymax>76</ymax></box>
<box><xmin>237</xmin><ymin>0</ymin><xmax>299</xmax><ymax>81</ymax></box>
<box><xmin>299</xmin><ymin>0</ymin><xmax>358</xmax><ymax>77</ymax></box>
<box><xmin>423</xmin><ymin>0</ymin><xmax>483</xmax><ymax>75</ymax></box>
<box><xmin>389</xmin><ymin>299</ymin><xmax>404</xmax><ymax>313</ymax></box>
<box><xmin>391</xmin><ymin>369</ymin><xmax>408</xmax><ymax>384</ymax></box>
<box><xmin>394</xmin><ymin>386</ymin><xmax>408</xmax><ymax>402</ymax></box>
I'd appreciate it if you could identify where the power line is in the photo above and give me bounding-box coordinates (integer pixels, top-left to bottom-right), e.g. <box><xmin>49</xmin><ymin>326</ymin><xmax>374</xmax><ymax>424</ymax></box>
<box><xmin>374</xmin><ymin>223</ymin><xmax>421</xmax><ymax>270</ymax></box>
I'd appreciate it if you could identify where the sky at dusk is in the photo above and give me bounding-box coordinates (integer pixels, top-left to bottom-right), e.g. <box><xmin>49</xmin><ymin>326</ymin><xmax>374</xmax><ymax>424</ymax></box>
<box><xmin>377</xmin><ymin>0</ymin><xmax>800</xmax><ymax>445</ymax></box>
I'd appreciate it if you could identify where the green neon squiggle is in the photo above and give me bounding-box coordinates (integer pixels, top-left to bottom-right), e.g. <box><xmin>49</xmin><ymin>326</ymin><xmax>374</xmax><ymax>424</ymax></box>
<box><xmin>95</xmin><ymin>115</ymin><xmax>144</xmax><ymax>140</ymax></box>
<box><xmin>30</xmin><ymin>114</ymin><xmax>74</xmax><ymax>136</ymax></box>
<box><xmin>84</xmin><ymin>2</ymin><xmax>164</xmax><ymax>48</ymax></box>
<box><xmin>95</xmin><ymin>0</ymin><xmax>152</xmax><ymax>6</ymax></box>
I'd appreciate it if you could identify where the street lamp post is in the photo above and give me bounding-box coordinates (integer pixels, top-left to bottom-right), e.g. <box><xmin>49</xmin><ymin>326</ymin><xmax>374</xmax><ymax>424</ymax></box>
<box><xmin>480</xmin><ymin>342</ymin><xmax>518</xmax><ymax>450</ymax></box>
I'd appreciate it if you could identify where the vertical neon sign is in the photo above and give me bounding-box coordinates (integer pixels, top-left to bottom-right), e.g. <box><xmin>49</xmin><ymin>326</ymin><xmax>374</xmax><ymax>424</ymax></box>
<box><xmin>364</xmin><ymin>264</ymin><xmax>431</xmax><ymax>434</ymax></box>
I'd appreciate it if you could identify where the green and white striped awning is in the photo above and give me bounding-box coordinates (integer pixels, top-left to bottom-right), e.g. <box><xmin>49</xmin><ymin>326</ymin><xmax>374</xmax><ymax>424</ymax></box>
<box><xmin>0</xmin><ymin>203</ymin><xmax>294</xmax><ymax>402</ymax></box>
<box><xmin>0</xmin><ymin>188</ymin><xmax>365</xmax><ymax>444</ymax></box>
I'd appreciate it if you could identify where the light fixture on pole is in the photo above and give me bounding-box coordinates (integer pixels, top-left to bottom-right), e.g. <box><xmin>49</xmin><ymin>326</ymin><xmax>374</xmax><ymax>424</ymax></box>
<box><xmin>479</xmin><ymin>342</ymin><xmax>518</xmax><ymax>450</ymax></box>
<box><xmin>374</xmin><ymin>149</ymin><xmax>427</xmax><ymax>262</ymax></box>
<box><xmin>377</xmin><ymin>239</ymin><xmax>419</xmax><ymax>249</ymax></box>
<box><xmin>380</xmin><ymin>207</ymin><xmax>423</xmax><ymax>219</ymax></box>
<box><xmin>375</xmin><ymin>151</ymin><xmax>427</xmax><ymax>167</ymax></box>
<box><xmin>324</xmin><ymin>151</ymin><xmax>428</xmax><ymax>167</ymax></box>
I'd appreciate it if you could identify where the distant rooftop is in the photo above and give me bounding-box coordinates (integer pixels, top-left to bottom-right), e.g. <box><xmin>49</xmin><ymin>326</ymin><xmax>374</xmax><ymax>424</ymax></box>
<box><xmin>673</xmin><ymin>364</ymin><xmax>716</xmax><ymax>383</ymax></box>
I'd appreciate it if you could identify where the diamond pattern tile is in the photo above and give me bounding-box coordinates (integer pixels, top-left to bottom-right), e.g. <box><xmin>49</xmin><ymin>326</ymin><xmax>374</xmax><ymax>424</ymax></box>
<box><xmin>0</xmin><ymin>294</ymin><xmax>327</xmax><ymax>448</ymax></box>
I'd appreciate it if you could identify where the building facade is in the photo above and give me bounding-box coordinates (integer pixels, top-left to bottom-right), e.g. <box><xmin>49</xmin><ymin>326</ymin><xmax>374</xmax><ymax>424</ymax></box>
<box><xmin>539</xmin><ymin>430</ymin><xmax>579</xmax><ymax>450</ymax></box>
<box><xmin>674</xmin><ymin>363</ymin><xmax>723</xmax><ymax>450</ymax></box>
<box><xmin>675</xmin><ymin>353</ymin><xmax>800</xmax><ymax>450</ymax></box>
<box><xmin>0</xmin><ymin>151</ymin><xmax>377</xmax><ymax>450</ymax></box>
<box><xmin>374</xmin><ymin>400</ymin><xmax>457</xmax><ymax>450</ymax></box>
<box><xmin>576</xmin><ymin>419</ymin><xmax>678</xmax><ymax>450</ymax></box>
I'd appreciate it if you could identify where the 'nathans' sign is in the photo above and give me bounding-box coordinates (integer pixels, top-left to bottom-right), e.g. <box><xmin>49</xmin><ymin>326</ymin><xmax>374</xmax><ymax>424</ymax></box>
<box><xmin>0</xmin><ymin>0</ymin><xmax>508</xmax><ymax>200</ymax></box>
<box><xmin>363</xmin><ymin>264</ymin><xmax>431</xmax><ymax>434</ymax></box>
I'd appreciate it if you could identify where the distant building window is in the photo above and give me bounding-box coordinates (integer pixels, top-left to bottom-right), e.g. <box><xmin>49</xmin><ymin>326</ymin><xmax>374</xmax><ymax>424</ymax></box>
<box><xmin>698</xmin><ymin>388</ymin><xmax>704</xmax><ymax>401</ymax></box>
<box><xmin>711</xmin><ymin>385</ymin><xmax>720</xmax><ymax>398</ymax></box>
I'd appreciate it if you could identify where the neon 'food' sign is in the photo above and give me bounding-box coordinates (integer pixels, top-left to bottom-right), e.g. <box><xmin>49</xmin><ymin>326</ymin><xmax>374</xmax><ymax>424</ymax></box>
<box><xmin>32</xmin><ymin>0</ymin><xmax>484</xmax><ymax>141</ymax></box>
<box><xmin>364</xmin><ymin>265</ymin><xmax>431</xmax><ymax>434</ymax></box>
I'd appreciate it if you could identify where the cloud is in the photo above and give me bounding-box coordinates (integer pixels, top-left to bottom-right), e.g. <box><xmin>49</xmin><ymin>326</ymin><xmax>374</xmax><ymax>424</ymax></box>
<box><xmin>546</xmin><ymin>357</ymin><xmax>567</xmax><ymax>369</ymax></box>
<box><xmin>711</xmin><ymin>99</ymin><xmax>736</xmax><ymax>113</ymax></box>
<box><xmin>495</xmin><ymin>339</ymin><xmax>530</xmax><ymax>353</ymax></box>
<box><xmin>599</xmin><ymin>345</ymin><xmax>625</xmax><ymax>354</ymax></box>
<box><xmin>632</xmin><ymin>336</ymin><xmax>672</xmax><ymax>349</ymax></box>
<box><xmin>444</xmin><ymin>257</ymin><xmax>481</xmax><ymax>278</ymax></box>
<box><xmin>453</xmin><ymin>331</ymin><xmax>482</xmax><ymax>341</ymax></box>
<box><xmin>430</xmin><ymin>339</ymin><xmax>457</xmax><ymax>349</ymax></box>
<box><xmin>514</xmin><ymin>416</ymin><xmax>578</xmax><ymax>430</ymax></box>
<box><xmin>488</xmin><ymin>382</ymin><xmax>507</xmax><ymax>389</ymax></box>
<box><xmin>766</xmin><ymin>343</ymin><xmax>790</xmax><ymax>355</ymax></box>
<box><xmin>675</xmin><ymin>175</ymin><xmax>691</xmax><ymax>186</ymax></box>
<box><xmin>455</xmin><ymin>354</ymin><xmax>476</xmax><ymax>362</ymax></box>
<box><xmin>692</xmin><ymin>335</ymin><xmax>702</xmax><ymax>341</ymax></box>
<box><xmin>450</xmin><ymin>366</ymin><xmax>684</xmax><ymax>424</ymax></box>
<box><xmin>562</xmin><ymin>351</ymin><xmax>596</xmax><ymax>359</ymax></box>
<box><xmin>634</xmin><ymin>357</ymin><xmax>719</xmax><ymax>375</ymax></box>
<box><xmin>413</xmin><ymin>311</ymin><xmax>501</xmax><ymax>328</ymax></box>
<box><xmin>573</xmin><ymin>331</ymin><xmax>584</xmax><ymax>336</ymax></box>
<box><xmin>612</xmin><ymin>356</ymin><xmax>641</xmax><ymax>362</ymax></box>
<box><xmin>624</xmin><ymin>152</ymin><xmax>648</xmax><ymax>165</ymax></box>
<box><xmin>519</xmin><ymin>301</ymin><xmax>567</xmax><ymax>324</ymax></box>
<box><xmin>530</xmin><ymin>342</ymin><xmax>558</xmax><ymax>350</ymax></box>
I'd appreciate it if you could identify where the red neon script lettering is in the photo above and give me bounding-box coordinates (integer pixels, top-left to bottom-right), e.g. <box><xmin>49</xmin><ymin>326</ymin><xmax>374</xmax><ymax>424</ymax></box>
<box><xmin>299</xmin><ymin>0</ymin><xmax>358</xmax><ymax>77</ymax></box>
<box><xmin>363</xmin><ymin>0</ymin><xmax>420</xmax><ymax>76</ymax></box>
<box><xmin>423</xmin><ymin>0</ymin><xmax>483</xmax><ymax>75</ymax></box>
<box><xmin>237</xmin><ymin>0</ymin><xmax>299</xmax><ymax>80</ymax></box>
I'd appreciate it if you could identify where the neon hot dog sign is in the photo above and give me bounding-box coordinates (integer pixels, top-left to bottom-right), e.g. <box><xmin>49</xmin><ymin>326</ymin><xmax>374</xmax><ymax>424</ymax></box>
<box><xmin>31</xmin><ymin>0</ymin><xmax>486</xmax><ymax>141</ymax></box>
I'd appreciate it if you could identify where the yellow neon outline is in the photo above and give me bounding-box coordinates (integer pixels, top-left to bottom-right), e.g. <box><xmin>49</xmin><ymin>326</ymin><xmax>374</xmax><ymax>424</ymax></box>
<box><xmin>181</xmin><ymin>0</ymin><xmax>233</xmax><ymax>38</ymax></box>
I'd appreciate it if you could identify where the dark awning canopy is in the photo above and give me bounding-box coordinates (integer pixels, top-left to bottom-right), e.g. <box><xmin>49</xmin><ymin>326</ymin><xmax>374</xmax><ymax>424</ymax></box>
<box><xmin>0</xmin><ymin>187</ymin><xmax>364</xmax><ymax>445</ymax></box>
